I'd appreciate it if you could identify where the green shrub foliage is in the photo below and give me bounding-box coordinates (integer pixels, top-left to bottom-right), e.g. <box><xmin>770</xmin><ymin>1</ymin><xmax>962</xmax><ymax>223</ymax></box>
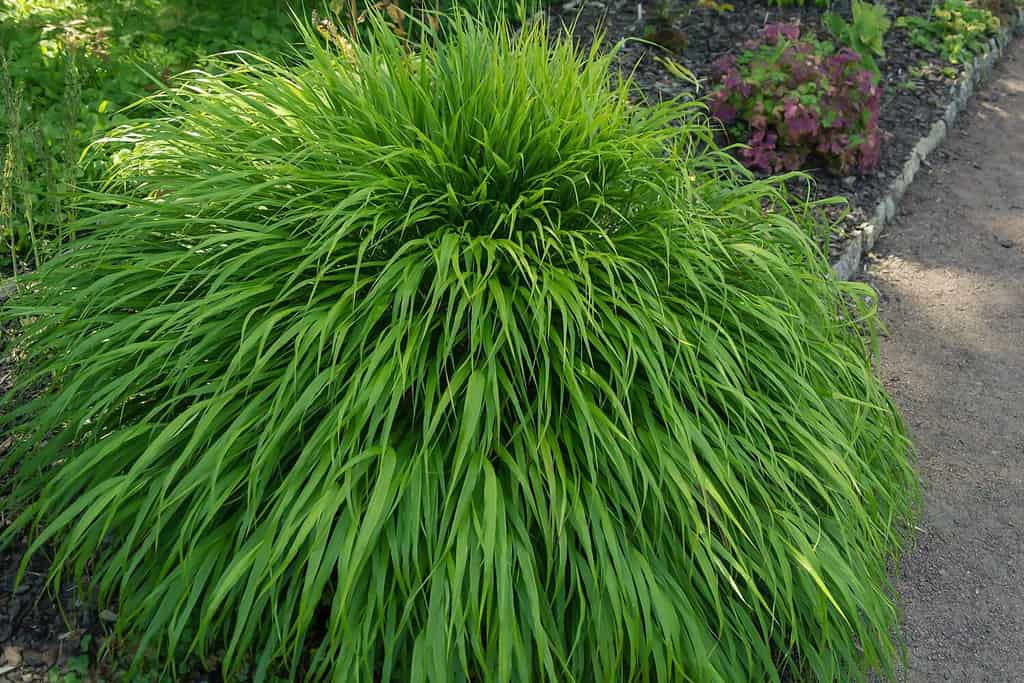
<box><xmin>896</xmin><ymin>0</ymin><xmax>1000</xmax><ymax>64</ymax></box>
<box><xmin>0</xmin><ymin>0</ymin><xmax>305</xmax><ymax>266</ymax></box>
<box><xmin>824</xmin><ymin>0</ymin><xmax>892</xmax><ymax>77</ymax></box>
<box><xmin>1</xmin><ymin>16</ymin><xmax>918</xmax><ymax>683</ymax></box>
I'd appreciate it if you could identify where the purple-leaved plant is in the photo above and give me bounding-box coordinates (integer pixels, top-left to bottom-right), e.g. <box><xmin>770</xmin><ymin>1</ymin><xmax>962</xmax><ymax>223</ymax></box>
<box><xmin>708</xmin><ymin>23</ymin><xmax>882</xmax><ymax>175</ymax></box>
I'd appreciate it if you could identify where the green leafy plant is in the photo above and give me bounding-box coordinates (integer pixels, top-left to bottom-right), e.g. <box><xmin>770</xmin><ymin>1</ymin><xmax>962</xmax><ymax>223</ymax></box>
<box><xmin>709</xmin><ymin>23</ymin><xmax>884</xmax><ymax>175</ymax></box>
<box><xmin>823</xmin><ymin>0</ymin><xmax>891</xmax><ymax>77</ymax></box>
<box><xmin>1</xmin><ymin>46</ymin><xmax>84</xmax><ymax>274</ymax></box>
<box><xmin>696</xmin><ymin>0</ymin><xmax>735</xmax><ymax>12</ymax></box>
<box><xmin>0</xmin><ymin>0</ymin><xmax>553</xmax><ymax>272</ymax></box>
<box><xmin>896</xmin><ymin>0</ymin><xmax>1000</xmax><ymax>64</ymax></box>
<box><xmin>0</xmin><ymin>0</ymin><xmax>305</xmax><ymax>271</ymax></box>
<box><xmin>897</xmin><ymin>60</ymin><xmax>960</xmax><ymax>92</ymax></box>
<box><xmin>2</xmin><ymin>14</ymin><xmax>918</xmax><ymax>683</ymax></box>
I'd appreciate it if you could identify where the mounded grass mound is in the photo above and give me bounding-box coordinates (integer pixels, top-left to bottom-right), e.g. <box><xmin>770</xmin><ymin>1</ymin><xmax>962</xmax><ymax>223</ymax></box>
<box><xmin>1</xmin><ymin>16</ymin><xmax>918</xmax><ymax>682</ymax></box>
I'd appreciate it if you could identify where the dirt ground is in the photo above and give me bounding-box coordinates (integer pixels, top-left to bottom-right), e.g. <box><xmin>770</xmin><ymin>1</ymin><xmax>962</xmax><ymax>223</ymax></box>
<box><xmin>863</xmin><ymin>40</ymin><xmax>1024</xmax><ymax>683</ymax></box>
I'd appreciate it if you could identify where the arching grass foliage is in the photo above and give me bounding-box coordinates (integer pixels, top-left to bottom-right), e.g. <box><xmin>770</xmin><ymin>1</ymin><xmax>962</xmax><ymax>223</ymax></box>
<box><xmin>1</xmin><ymin>15</ymin><xmax>918</xmax><ymax>683</ymax></box>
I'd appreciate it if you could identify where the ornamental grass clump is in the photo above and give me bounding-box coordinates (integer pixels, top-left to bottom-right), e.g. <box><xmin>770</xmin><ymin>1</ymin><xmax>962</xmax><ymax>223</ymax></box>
<box><xmin>1</xmin><ymin>15</ymin><xmax>917</xmax><ymax>683</ymax></box>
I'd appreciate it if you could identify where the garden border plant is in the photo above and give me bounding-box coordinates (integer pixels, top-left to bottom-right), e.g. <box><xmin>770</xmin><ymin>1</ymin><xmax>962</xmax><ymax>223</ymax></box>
<box><xmin>831</xmin><ymin>7</ymin><xmax>1024</xmax><ymax>280</ymax></box>
<box><xmin>707</xmin><ymin>21</ymin><xmax>885</xmax><ymax>176</ymax></box>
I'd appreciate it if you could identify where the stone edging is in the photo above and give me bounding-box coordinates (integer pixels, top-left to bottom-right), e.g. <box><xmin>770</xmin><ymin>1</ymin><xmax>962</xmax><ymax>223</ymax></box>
<box><xmin>831</xmin><ymin>9</ymin><xmax>1024</xmax><ymax>281</ymax></box>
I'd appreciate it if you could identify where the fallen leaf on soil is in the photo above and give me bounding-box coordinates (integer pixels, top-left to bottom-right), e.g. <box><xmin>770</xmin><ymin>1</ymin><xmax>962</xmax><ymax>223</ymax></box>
<box><xmin>1</xmin><ymin>645</ymin><xmax>21</xmax><ymax>666</ymax></box>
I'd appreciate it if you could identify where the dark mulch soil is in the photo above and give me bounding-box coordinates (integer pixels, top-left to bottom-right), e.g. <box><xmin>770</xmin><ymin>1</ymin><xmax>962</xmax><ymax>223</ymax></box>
<box><xmin>0</xmin><ymin>317</ymin><xmax>99</xmax><ymax>681</ymax></box>
<box><xmin>549</xmin><ymin>0</ymin><xmax>994</xmax><ymax>255</ymax></box>
<box><xmin>0</xmin><ymin>540</ymin><xmax>91</xmax><ymax>681</ymax></box>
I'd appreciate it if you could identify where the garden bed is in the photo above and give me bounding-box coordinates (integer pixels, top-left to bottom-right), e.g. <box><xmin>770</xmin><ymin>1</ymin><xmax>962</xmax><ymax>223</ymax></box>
<box><xmin>0</xmin><ymin>4</ymin><xmax>1018</xmax><ymax>681</ymax></box>
<box><xmin>549</xmin><ymin>0</ymin><xmax>1021</xmax><ymax>263</ymax></box>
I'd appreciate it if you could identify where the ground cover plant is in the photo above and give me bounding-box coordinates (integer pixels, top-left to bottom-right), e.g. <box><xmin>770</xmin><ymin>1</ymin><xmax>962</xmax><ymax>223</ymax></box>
<box><xmin>1</xmin><ymin>12</ymin><xmax>918</xmax><ymax>683</ymax></box>
<box><xmin>708</xmin><ymin>22</ymin><xmax>883</xmax><ymax>175</ymax></box>
<box><xmin>0</xmin><ymin>0</ymin><xmax>305</xmax><ymax>271</ymax></box>
<box><xmin>895</xmin><ymin>0</ymin><xmax>1001</xmax><ymax>64</ymax></box>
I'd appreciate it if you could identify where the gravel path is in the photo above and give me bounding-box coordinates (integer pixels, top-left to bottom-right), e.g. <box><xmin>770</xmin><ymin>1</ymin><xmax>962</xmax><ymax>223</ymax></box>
<box><xmin>863</xmin><ymin>40</ymin><xmax>1024</xmax><ymax>683</ymax></box>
